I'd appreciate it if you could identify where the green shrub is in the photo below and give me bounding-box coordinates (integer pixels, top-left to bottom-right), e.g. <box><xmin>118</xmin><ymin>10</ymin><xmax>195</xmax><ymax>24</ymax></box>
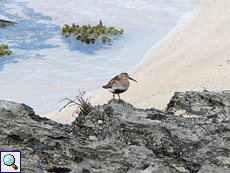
<box><xmin>62</xmin><ymin>20</ymin><xmax>124</xmax><ymax>45</ymax></box>
<box><xmin>0</xmin><ymin>44</ymin><xmax>12</xmax><ymax>56</ymax></box>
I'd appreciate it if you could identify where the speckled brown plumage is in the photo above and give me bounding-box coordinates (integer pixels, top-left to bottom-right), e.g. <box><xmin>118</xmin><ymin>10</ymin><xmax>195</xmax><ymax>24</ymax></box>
<box><xmin>103</xmin><ymin>73</ymin><xmax>137</xmax><ymax>100</ymax></box>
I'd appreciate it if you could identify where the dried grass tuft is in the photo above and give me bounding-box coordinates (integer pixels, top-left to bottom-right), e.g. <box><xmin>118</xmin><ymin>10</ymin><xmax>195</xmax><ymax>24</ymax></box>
<box><xmin>57</xmin><ymin>91</ymin><xmax>92</xmax><ymax>117</ymax></box>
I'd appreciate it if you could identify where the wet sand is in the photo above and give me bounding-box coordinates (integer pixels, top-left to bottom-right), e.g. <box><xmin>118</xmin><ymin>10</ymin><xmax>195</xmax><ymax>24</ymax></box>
<box><xmin>44</xmin><ymin>0</ymin><xmax>230</xmax><ymax>124</ymax></box>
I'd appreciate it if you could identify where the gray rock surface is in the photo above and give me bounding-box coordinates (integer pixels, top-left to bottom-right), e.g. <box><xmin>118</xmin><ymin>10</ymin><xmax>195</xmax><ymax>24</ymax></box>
<box><xmin>0</xmin><ymin>90</ymin><xmax>230</xmax><ymax>172</ymax></box>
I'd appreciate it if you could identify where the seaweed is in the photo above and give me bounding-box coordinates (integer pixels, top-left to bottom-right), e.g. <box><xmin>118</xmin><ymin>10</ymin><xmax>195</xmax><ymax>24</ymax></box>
<box><xmin>62</xmin><ymin>20</ymin><xmax>124</xmax><ymax>45</ymax></box>
<box><xmin>0</xmin><ymin>44</ymin><xmax>12</xmax><ymax>56</ymax></box>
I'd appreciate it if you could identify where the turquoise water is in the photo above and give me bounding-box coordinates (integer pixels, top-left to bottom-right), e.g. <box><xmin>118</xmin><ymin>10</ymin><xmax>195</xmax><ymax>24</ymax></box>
<box><xmin>0</xmin><ymin>0</ymin><xmax>193</xmax><ymax>114</ymax></box>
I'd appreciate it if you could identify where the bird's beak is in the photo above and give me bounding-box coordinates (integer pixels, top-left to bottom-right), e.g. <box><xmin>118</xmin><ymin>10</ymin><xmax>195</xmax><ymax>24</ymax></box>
<box><xmin>129</xmin><ymin>77</ymin><xmax>138</xmax><ymax>83</ymax></box>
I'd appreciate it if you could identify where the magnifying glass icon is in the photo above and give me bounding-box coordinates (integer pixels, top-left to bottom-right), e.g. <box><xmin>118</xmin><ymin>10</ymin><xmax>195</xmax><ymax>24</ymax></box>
<box><xmin>3</xmin><ymin>154</ymin><xmax>18</xmax><ymax>170</ymax></box>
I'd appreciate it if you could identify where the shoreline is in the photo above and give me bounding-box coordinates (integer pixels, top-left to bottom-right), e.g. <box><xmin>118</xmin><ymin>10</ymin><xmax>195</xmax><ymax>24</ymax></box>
<box><xmin>1</xmin><ymin>0</ymin><xmax>189</xmax><ymax>116</ymax></box>
<box><xmin>90</xmin><ymin>1</ymin><xmax>200</xmax><ymax>108</ymax></box>
<box><xmin>43</xmin><ymin>0</ymin><xmax>230</xmax><ymax>124</ymax></box>
<box><xmin>124</xmin><ymin>0</ymin><xmax>230</xmax><ymax>109</ymax></box>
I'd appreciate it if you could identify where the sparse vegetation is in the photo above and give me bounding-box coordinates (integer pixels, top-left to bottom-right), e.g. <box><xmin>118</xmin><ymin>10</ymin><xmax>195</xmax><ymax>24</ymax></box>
<box><xmin>0</xmin><ymin>44</ymin><xmax>12</xmax><ymax>56</ymax></box>
<box><xmin>62</xmin><ymin>20</ymin><xmax>124</xmax><ymax>45</ymax></box>
<box><xmin>58</xmin><ymin>91</ymin><xmax>92</xmax><ymax>117</ymax></box>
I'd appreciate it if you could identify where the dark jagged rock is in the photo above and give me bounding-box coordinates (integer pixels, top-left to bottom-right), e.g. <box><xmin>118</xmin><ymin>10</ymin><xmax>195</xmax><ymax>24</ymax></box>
<box><xmin>0</xmin><ymin>19</ymin><xmax>17</xmax><ymax>27</ymax></box>
<box><xmin>1</xmin><ymin>90</ymin><xmax>230</xmax><ymax>172</ymax></box>
<box><xmin>166</xmin><ymin>90</ymin><xmax>230</xmax><ymax>119</ymax></box>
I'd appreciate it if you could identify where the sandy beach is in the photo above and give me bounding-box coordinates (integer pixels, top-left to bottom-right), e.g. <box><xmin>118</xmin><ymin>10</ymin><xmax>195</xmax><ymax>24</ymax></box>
<box><xmin>45</xmin><ymin>0</ymin><xmax>230</xmax><ymax>124</ymax></box>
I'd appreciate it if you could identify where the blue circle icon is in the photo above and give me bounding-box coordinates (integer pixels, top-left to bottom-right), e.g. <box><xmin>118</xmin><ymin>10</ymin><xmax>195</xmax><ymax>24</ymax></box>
<box><xmin>3</xmin><ymin>154</ymin><xmax>14</xmax><ymax>165</ymax></box>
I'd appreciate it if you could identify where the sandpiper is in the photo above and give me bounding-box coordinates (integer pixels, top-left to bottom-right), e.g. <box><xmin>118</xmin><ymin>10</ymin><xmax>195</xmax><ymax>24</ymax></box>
<box><xmin>102</xmin><ymin>72</ymin><xmax>137</xmax><ymax>100</ymax></box>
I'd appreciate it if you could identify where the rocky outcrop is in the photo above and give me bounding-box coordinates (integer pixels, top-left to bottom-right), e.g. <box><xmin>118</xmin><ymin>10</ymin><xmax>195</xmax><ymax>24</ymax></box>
<box><xmin>1</xmin><ymin>90</ymin><xmax>230</xmax><ymax>172</ymax></box>
<box><xmin>0</xmin><ymin>19</ymin><xmax>16</xmax><ymax>27</ymax></box>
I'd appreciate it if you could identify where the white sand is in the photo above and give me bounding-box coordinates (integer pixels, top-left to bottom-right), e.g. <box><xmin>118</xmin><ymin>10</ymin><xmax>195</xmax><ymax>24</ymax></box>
<box><xmin>44</xmin><ymin>0</ymin><xmax>230</xmax><ymax>124</ymax></box>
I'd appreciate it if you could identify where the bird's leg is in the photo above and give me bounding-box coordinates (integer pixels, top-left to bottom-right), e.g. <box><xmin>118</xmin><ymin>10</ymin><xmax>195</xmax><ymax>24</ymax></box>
<box><xmin>113</xmin><ymin>94</ymin><xmax>115</xmax><ymax>101</ymax></box>
<box><xmin>118</xmin><ymin>94</ymin><xmax>121</xmax><ymax>103</ymax></box>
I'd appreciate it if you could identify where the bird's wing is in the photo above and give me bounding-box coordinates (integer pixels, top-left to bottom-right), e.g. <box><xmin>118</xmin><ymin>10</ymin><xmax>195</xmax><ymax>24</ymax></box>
<box><xmin>103</xmin><ymin>75</ymin><xmax>119</xmax><ymax>89</ymax></box>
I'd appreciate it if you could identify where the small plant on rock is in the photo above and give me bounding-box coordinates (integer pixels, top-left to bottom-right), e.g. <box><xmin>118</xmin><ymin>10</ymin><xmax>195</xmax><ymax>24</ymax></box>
<box><xmin>58</xmin><ymin>91</ymin><xmax>92</xmax><ymax>117</ymax></box>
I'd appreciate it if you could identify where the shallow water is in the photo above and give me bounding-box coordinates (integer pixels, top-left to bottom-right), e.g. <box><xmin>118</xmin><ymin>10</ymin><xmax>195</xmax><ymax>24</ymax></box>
<box><xmin>0</xmin><ymin>0</ymin><xmax>193</xmax><ymax>114</ymax></box>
